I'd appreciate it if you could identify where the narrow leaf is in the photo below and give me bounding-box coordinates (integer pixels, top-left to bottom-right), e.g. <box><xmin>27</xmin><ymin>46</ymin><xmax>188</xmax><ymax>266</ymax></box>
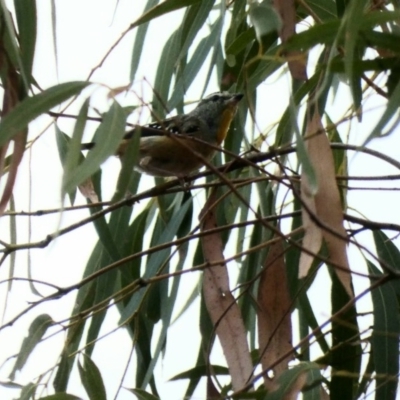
<box><xmin>112</xmin><ymin>126</ymin><xmax>141</xmax><ymax>201</ymax></box>
<box><xmin>169</xmin><ymin>364</ymin><xmax>229</xmax><ymax>380</ymax></box>
<box><xmin>265</xmin><ymin>362</ymin><xmax>321</xmax><ymax>400</ymax></box>
<box><xmin>126</xmin><ymin>388</ymin><xmax>160</xmax><ymax>400</ymax></box>
<box><xmin>38</xmin><ymin>394</ymin><xmax>83</xmax><ymax>400</ymax></box>
<box><xmin>373</xmin><ymin>229</ymin><xmax>400</xmax><ymax>295</ymax></box>
<box><xmin>55</xmin><ymin>126</ymin><xmax>77</xmax><ymax>204</ymax></box>
<box><xmin>14</xmin><ymin>0</ymin><xmax>37</xmax><ymax>77</ymax></box>
<box><xmin>78</xmin><ymin>356</ymin><xmax>107</xmax><ymax>400</ymax></box>
<box><xmin>131</xmin><ymin>0</ymin><xmax>200</xmax><ymax>29</ymax></box>
<box><xmin>62</xmin><ymin>99</ymin><xmax>90</xmax><ymax>197</ymax></box>
<box><xmin>16</xmin><ymin>382</ymin><xmax>37</xmax><ymax>400</ymax></box>
<box><xmin>0</xmin><ymin>81</ymin><xmax>90</xmax><ymax>147</ymax></box>
<box><xmin>293</xmin><ymin>103</ymin><xmax>318</xmax><ymax>195</ymax></box>
<box><xmin>249</xmin><ymin>3</ymin><xmax>281</xmax><ymax>41</ymax></box>
<box><xmin>168</xmin><ymin>18</ymin><xmax>221</xmax><ymax>109</ymax></box>
<box><xmin>119</xmin><ymin>200</ymin><xmax>192</xmax><ymax>324</ymax></box>
<box><xmin>63</xmin><ymin>101</ymin><xmax>126</xmax><ymax>192</ymax></box>
<box><xmin>341</xmin><ymin>0</ymin><xmax>365</xmax><ymax>109</ymax></box>
<box><xmin>0</xmin><ymin>0</ymin><xmax>29</xmax><ymax>88</ymax></box>
<box><xmin>9</xmin><ymin>314</ymin><xmax>53</xmax><ymax>380</ymax></box>
<box><xmin>130</xmin><ymin>0</ymin><xmax>159</xmax><ymax>82</ymax></box>
<box><xmin>368</xmin><ymin>261</ymin><xmax>399</xmax><ymax>400</ymax></box>
<box><xmin>364</xmin><ymin>78</ymin><xmax>400</xmax><ymax>145</ymax></box>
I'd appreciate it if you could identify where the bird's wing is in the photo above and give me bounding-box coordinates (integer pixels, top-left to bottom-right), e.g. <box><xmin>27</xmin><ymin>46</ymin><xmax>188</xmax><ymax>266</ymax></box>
<box><xmin>81</xmin><ymin>116</ymin><xmax>203</xmax><ymax>152</ymax></box>
<box><xmin>124</xmin><ymin>117</ymin><xmax>182</xmax><ymax>140</ymax></box>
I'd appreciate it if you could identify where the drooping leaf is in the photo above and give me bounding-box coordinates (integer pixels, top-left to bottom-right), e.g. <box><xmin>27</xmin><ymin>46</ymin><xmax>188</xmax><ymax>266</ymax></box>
<box><xmin>367</xmin><ymin>260</ymin><xmax>399</xmax><ymax>400</ymax></box>
<box><xmin>249</xmin><ymin>2</ymin><xmax>282</xmax><ymax>42</ymax></box>
<box><xmin>14</xmin><ymin>0</ymin><xmax>37</xmax><ymax>78</ymax></box>
<box><xmin>126</xmin><ymin>388</ymin><xmax>160</xmax><ymax>400</ymax></box>
<box><xmin>63</xmin><ymin>100</ymin><xmax>126</xmax><ymax>192</ymax></box>
<box><xmin>9</xmin><ymin>314</ymin><xmax>53</xmax><ymax>380</ymax></box>
<box><xmin>264</xmin><ymin>362</ymin><xmax>322</xmax><ymax>399</ymax></box>
<box><xmin>131</xmin><ymin>0</ymin><xmax>201</xmax><ymax>29</ymax></box>
<box><xmin>0</xmin><ymin>81</ymin><xmax>90</xmax><ymax>147</ymax></box>
<box><xmin>78</xmin><ymin>356</ymin><xmax>107</xmax><ymax>400</ymax></box>
<box><xmin>130</xmin><ymin>0</ymin><xmax>160</xmax><ymax>82</ymax></box>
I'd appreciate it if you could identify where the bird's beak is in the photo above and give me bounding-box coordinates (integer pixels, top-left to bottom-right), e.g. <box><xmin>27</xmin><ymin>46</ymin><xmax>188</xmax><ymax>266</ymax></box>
<box><xmin>227</xmin><ymin>93</ymin><xmax>244</xmax><ymax>107</ymax></box>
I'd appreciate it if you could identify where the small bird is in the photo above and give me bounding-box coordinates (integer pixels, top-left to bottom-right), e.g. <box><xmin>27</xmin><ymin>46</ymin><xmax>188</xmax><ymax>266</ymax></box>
<box><xmin>83</xmin><ymin>92</ymin><xmax>243</xmax><ymax>178</ymax></box>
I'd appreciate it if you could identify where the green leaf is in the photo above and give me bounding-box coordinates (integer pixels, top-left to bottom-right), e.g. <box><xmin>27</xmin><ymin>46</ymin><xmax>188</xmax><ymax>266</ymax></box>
<box><xmin>0</xmin><ymin>81</ymin><xmax>90</xmax><ymax>147</ymax></box>
<box><xmin>298</xmin><ymin>293</ymin><xmax>330</xmax><ymax>355</ymax></box>
<box><xmin>0</xmin><ymin>0</ymin><xmax>29</xmax><ymax>89</ymax></box>
<box><xmin>373</xmin><ymin>230</ymin><xmax>400</xmax><ymax>298</ymax></box>
<box><xmin>326</xmin><ymin>113</ymin><xmax>347</xmax><ymax>207</ymax></box>
<box><xmin>134</xmin><ymin>314</ymin><xmax>158</xmax><ymax>393</ymax></box>
<box><xmin>361</xmin><ymin>31</ymin><xmax>400</xmax><ymax>55</ymax></box>
<box><xmin>141</xmin><ymin>199</ymin><xmax>193</xmax><ymax>386</ymax></box>
<box><xmin>200</xmin><ymin>12</ymin><xmax>224</xmax><ymax>100</ymax></box>
<box><xmin>50</xmin><ymin>0</ymin><xmax>58</xmax><ymax>75</ymax></box>
<box><xmin>329</xmin><ymin>56</ymin><xmax>399</xmax><ymax>74</ymax></box>
<box><xmin>298</xmin><ymin>0</ymin><xmax>337</xmax><ymax>21</ymax></box>
<box><xmin>17</xmin><ymin>382</ymin><xmax>38</xmax><ymax>400</ymax></box>
<box><xmin>14</xmin><ymin>0</ymin><xmax>37</xmax><ymax>78</ymax></box>
<box><xmin>112</xmin><ymin>127</ymin><xmax>142</xmax><ymax>201</ymax></box>
<box><xmin>131</xmin><ymin>0</ymin><xmax>201</xmax><ymax>29</ymax></box>
<box><xmin>130</xmin><ymin>0</ymin><xmax>159</xmax><ymax>82</ymax></box>
<box><xmin>7</xmin><ymin>195</ymin><xmax>16</xmax><ymax>293</ymax></box>
<box><xmin>246</xmin><ymin>43</ymin><xmax>282</xmax><ymax>94</ymax></box>
<box><xmin>126</xmin><ymin>388</ymin><xmax>160</xmax><ymax>400</ymax></box>
<box><xmin>55</xmin><ymin>126</ymin><xmax>77</xmax><ymax>205</ymax></box>
<box><xmin>329</xmin><ymin>264</ymin><xmax>361</xmax><ymax>399</ymax></box>
<box><xmin>63</xmin><ymin>101</ymin><xmax>126</xmax><ymax>192</ymax></box>
<box><xmin>169</xmin><ymin>364</ymin><xmax>229</xmax><ymax>380</ymax></box>
<box><xmin>61</xmin><ymin>99</ymin><xmax>90</xmax><ymax>198</ymax></box>
<box><xmin>54</xmin><ymin>279</ymin><xmax>98</xmax><ymax>392</ymax></box>
<box><xmin>152</xmin><ymin>29</ymin><xmax>181</xmax><ymax>117</ymax></box>
<box><xmin>178</xmin><ymin>0</ymin><xmax>215</xmax><ymax>61</ymax></box>
<box><xmin>284</xmin><ymin>20</ymin><xmax>340</xmax><ymax>52</ymax></box>
<box><xmin>360</xmin><ymin>10</ymin><xmax>400</xmax><ymax>29</ymax></box>
<box><xmin>83</xmin><ymin>244</ymin><xmax>119</xmax><ymax>357</ymax></box>
<box><xmin>119</xmin><ymin>199</ymin><xmax>192</xmax><ymax>323</ymax></box>
<box><xmin>373</xmin><ymin>230</ymin><xmax>400</xmax><ymax>271</ymax></box>
<box><xmin>363</xmin><ymin>78</ymin><xmax>400</xmax><ymax>145</ymax></box>
<box><xmin>264</xmin><ymin>362</ymin><xmax>322</xmax><ymax>399</ymax></box>
<box><xmin>275</xmin><ymin>71</ymin><xmax>320</xmax><ymax>149</ymax></box>
<box><xmin>78</xmin><ymin>356</ymin><xmax>107</xmax><ymax>400</ymax></box>
<box><xmin>303</xmin><ymin>364</ymin><xmax>324</xmax><ymax>400</ymax></box>
<box><xmin>225</xmin><ymin>28</ymin><xmax>256</xmax><ymax>57</ymax></box>
<box><xmin>367</xmin><ymin>261</ymin><xmax>399</xmax><ymax>400</ymax></box>
<box><xmin>249</xmin><ymin>2</ymin><xmax>282</xmax><ymax>42</ymax></box>
<box><xmin>336</xmin><ymin>0</ymin><xmax>349</xmax><ymax>17</ymax></box>
<box><xmin>118</xmin><ymin>208</ymin><xmax>150</xmax><ymax>285</ymax></box>
<box><xmin>38</xmin><ymin>394</ymin><xmax>83</xmax><ymax>400</ymax></box>
<box><xmin>9</xmin><ymin>314</ymin><xmax>53</xmax><ymax>380</ymax></box>
<box><xmin>291</xmin><ymin>101</ymin><xmax>318</xmax><ymax>194</ymax></box>
<box><xmin>340</xmin><ymin>0</ymin><xmax>365</xmax><ymax>110</ymax></box>
<box><xmin>168</xmin><ymin>17</ymin><xmax>221</xmax><ymax>110</ymax></box>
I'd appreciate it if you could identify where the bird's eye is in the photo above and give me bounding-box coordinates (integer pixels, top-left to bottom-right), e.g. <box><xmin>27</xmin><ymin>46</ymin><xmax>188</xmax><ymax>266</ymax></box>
<box><xmin>211</xmin><ymin>95</ymin><xmax>220</xmax><ymax>102</ymax></box>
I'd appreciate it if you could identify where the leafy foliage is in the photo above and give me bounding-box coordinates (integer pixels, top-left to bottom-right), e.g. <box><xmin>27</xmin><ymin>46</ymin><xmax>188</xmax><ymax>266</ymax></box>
<box><xmin>1</xmin><ymin>0</ymin><xmax>400</xmax><ymax>399</ymax></box>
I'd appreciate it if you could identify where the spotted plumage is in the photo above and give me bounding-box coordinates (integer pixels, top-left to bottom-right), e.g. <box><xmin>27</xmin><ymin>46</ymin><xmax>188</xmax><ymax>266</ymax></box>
<box><xmin>83</xmin><ymin>92</ymin><xmax>243</xmax><ymax>178</ymax></box>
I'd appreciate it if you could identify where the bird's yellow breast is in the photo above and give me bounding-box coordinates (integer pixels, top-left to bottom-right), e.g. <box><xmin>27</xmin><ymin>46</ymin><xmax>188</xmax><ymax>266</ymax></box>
<box><xmin>216</xmin><ymin>108</ymin><xmax>236</xmax><ymax>144</ymax></box>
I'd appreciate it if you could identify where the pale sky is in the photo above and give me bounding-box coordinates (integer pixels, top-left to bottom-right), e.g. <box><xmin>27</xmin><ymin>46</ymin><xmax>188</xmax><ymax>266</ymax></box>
<box><xmin>0</xmin><ymin>1</ymin><xmax>397</xmax><ymax>399</ymax></box>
